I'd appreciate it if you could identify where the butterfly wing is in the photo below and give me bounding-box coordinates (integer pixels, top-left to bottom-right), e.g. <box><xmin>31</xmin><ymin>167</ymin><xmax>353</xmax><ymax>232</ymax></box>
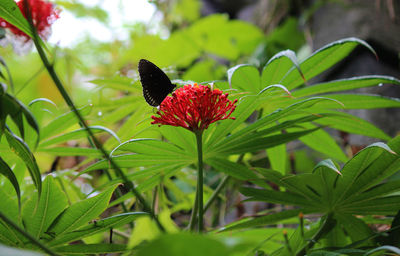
<box><xmin>138</xmin><ymin>59</ymin><xmax>176</xmax><ymax>107</ymax></box>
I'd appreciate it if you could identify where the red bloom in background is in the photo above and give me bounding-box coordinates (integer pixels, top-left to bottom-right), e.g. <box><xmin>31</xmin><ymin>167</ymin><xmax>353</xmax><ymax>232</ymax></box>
<box><xmin>0</xmin><ymin>0</ymin><xmax>59</xmax><ymax>41</ymax></box>
<box><xmin>151</xmin><ymin>84</ymin><xmax>238</xmax><ymax>132</ymax></box>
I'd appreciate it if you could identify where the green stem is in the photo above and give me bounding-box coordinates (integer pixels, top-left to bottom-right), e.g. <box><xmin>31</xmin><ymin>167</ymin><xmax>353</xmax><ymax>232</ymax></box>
<box><xmin>0</xmin><ymin>211</ymin><xmax>59</xmax><ymax>256</ymax></box>
<box><xmin>188</xmin><ymin>186</ymin><xmax>198</xmax><ymax>231</ymax></box>
<box><xmin>195</xmin><ymin>131</ymin><xmax>204</xmax><ymax>232</ymax></box>
<box><xmin>296</xmin><ymin>213</ymin><xmax>335</xmax><ymax>256</ymax></box>
<box><xmin>203</xmin><ymin>175</ymin><xmax>230</xmax><ymax>213</ymax></box>
<box><xmin>24</xmin><ymin>1</ymin><xmax>164</xmax><ymax>232</ymax></box>
<box><xmin>203</xmin><ymin>154</ymin><xmax>243</xmax><ymax>213</ymax></box>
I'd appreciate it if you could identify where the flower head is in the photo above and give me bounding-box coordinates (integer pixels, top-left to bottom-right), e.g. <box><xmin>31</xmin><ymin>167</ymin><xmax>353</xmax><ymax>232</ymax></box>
<box><xmin>0</xmin><ymin>0</ymin><xmax>59</xmax><ymax>41</ymax></box>
<box><xmin>151</xmin><ymin>84</ymin><xmax>238</xmax><ymax>132</ymax></box>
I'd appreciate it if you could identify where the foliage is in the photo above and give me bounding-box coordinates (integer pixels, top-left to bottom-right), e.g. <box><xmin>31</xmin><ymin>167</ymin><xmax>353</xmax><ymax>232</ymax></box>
<box><xmin>0</xmin><ymin>0</ymin><xmax>400</xmax><ymax>255</ymax></box>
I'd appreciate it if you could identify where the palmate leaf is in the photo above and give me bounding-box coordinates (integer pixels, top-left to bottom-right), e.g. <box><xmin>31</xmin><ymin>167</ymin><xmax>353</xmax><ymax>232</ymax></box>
<box><xmin>295</xmin><ymin>123</ymin><xmax>348</xmax><ymax>162</ymax></box>
<box><xmin>22</xmin><ymin>175</ymin><xmax>68</xmax><ymax>239</ymax></box>
<box><xmin>0</xmin><ymin>156</ymin><xmax>20</xmax><ymax>207</ymax></box>
<box><xmin>4</xmin><ymin>128</ymin><xmax>41</xmax><ymax>195</ymax></box>
<box><xmin>41</xmin><ymin>104</ymin><xmax>92</xmax><ymax>140</ymax></box>
<box><xmin>313</xmin><ymin>111</ymin><xmax>390</xmax><ymax>140</ymax></box>
<box><xmin>204</xmin><ymin>94</ymin><xmax>261</xmax><ymax>150</ymax></box>
<box><xmin>228</xmin><ymin>64</ymin><xmax>260</xmax><ymax>92</ymax></box>
<box><xmin>136</xmin><ymin>233</ymin><xmax>231</xmax><ymax>256</ymax></box>
<box><xmin>224</xmin><ymin>137</ymin><xmax>400</xmax><ymax>231</ymax></box>
<box><xmin>261</xmin><ymin>49</ymin><xmax>303</xmax><ymax>86</ymax></box>
<box><xmin>1</xmin><ymin>93</ymin><xmax>39</xmax><ymax>140</ymax></box>
<box><xmin>292</xmin><ymin>75</ymin><xmax>400</xmax><ymax>97</ymax></box>
<box><xmin>48</xmin><ymin>212</ymin><xmax>148</xmax><ymax>246</ymax></box>
<box><xmin>215</xmin><ymin>127</ymin><xmax>320</xmax><ymax>155</ymax></box>
<box><xmin>52</xmin><ymin>244</ymin><xmax>127</xmax><ymax>254</ymax></box>
<box><xmin>210</xmin><ymin>97</ymin><xmax>340</xmax><ymax>152</ymax></box>
<box><xmin>39</xmin><ymin>125</ymin><xmax>120</xmax><ymax>148</ymax></box>
<box><xmin>0</xmin><ymin>188</ymin><xmax>24</xmax><ymax>246</ymax></box>
<box><xmin>47</xmin><ymin>184</ymin><xmax>117</xmax><ymax>237</ymax></box>
<box><xmin>280</xmin><ymin>37</ymin><xmax>375</xmax><ymax>90</ymax></box>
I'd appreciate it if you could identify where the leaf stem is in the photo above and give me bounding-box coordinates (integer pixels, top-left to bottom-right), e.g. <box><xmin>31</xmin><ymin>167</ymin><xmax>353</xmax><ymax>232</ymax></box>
<box><xmin>296</xmin><ymin>213</ymin><xmax>335</xmax><ymax>256</ymax></box>
<box><xmin>23</xmin><ymin>0</ymin><xmax>164</xmax><ymax>232</ymax></box>
<box><xmin>0</xmin><ymin>211</ymin><xmax>59</xmax><ymax>256</ymax></box>
<box><xmin>203</xmin><ymin>175</ymin><xmax>230</xmax><ymax>213</ymax></box>
<box><xmin>188</xmin><ymin>186</ymin><xmax>198</xmax><ymax>231</ymax></box>
<box><xmin>195</xmin><ymin>131</ymin><xmax>204</xmax><ymax>232</ymax></box>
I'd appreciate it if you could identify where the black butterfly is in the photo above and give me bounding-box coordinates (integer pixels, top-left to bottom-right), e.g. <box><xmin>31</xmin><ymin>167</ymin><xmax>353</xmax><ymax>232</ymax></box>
<box><xmin>138</xmin><ymin>59</ymin><xmax>176</xmax><ymax>107</ymax></box>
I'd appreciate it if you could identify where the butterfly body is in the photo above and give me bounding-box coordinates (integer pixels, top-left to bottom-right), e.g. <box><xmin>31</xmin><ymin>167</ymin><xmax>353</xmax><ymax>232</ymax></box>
<box><xmin>138</xmin><ymin>59</ymin><xmax>176</xmax><ymax>107</ymax></box>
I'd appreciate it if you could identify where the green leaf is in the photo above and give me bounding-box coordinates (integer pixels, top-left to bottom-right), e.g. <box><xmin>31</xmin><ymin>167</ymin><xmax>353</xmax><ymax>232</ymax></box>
<box><xmin>0</xmin><ymin>188</ymin><xmax>23</xmax><ymax>246</ymax></box>
<box><xmin>53</xmin><ymin>244</ymin><xmax>127</xmax><ymax>254</ymax></box>
<box><xmin>281</xmin><ymin>38</ymin><xmax>375</xmax><ymax>90</ymax></box>
<box><xmin>82</xmin><ymin>154</ymin><xmax>189</xmax><ymax>173</ymax></box>
<box><xmin>221</xmin><ymin>209</ymin><xmax>304</xmax><ymax>231</ymax></box>
<box><xmin>38</xmin><ymin>147</ymin><xmax>103</xmax><ymax>157</ymax></box>
<box><xmin>340</xmin><ymin>196</ymin><xmax>400</xmax><ymax>215</ymax></box>
<box><xmin>89</xmin><ymin>77</ymin><xmax>140</xmax><ymax>93</ymax></box>
<box><xmin>22</xmin><ymin>175</ymin><xmax>68</xmax><ymax>239</ymax></box>
<box><xmin>314</xmin><ymin>111</ymin><xmax>390</xmax><ymax>140</ymax></box>
<box><xmin>365</xmin><ymin>246</ymin><xmax>400</xmax><ymax>256</ymax></box>
<box><xmin>240</xmin><ymin>187</ymin><xmax>317</xmax><ymax>207</ymax></box>
<box><xmin>206</xmin><ymin>158</ymin><xmax>261</xmax><ymax>183</ymax></box>
<box><xmin>227</xmin><ymin>64</ymin><xmax>260</xmax><ymax>92</ymax></box>
<box><xmin>111</xmin><ymin>138</ymin><xmax>192</xmax><ymax>158</ymax></box>
<box><xmin>4</xmin><ymin>129</ymin><xmax>41</xmax><ymax>195</ymax></box>
<box><xmin>1</xmin><ymin>93</ymin><xmax>39</xmax><ymax>139</ymax></box>
<box><xmin>39</xmin><ymin>125</ymin><xmax>120</xmax><ymax>148</ymax></box>
<box><xmin>335</xmin><ymin>142</ymin><xmax>398</xmax><ymax>204</ymax></box>
<box><xmin>345</xmin><ymin>180</ymin><xmax>400</xmax><ymax>204</ymax></box>
<box><xmin>296</xmin><ymin>123</ymin><xmax>348</xmax><ymax>162</ymax></box>
<box><xmin>293</xmin><ymin>75</ymin><xmax>400</xmax><ymax>97</ymax></box>
<box><xmin>217</xmin><ymin>128</ymin><xmax>320</xmax><ymax>155</ymax></box>
<box><xmin>212</xmin><ymin>97</ymin><xmax>339</xmax><ymax>151</ymax></box>
<box><xmin>41</xmin><ymin>105</ymin><xmax>92</xmax><ymax>140</ymax></box>
<box><xmin>48</xmin><ymin>185</ymin><xmax>117</xmax><ymax>236</ymax></box>
<box><xmin>335</xmin><ymin>214</ymin><xmax>373</xmax><ymax>245</ymax></box>
<box><xmin>0</xmin><ymin>0</ymin><xmax>33</xmax><ymax>38</ymax></box>
<box><xmin>0</xmin><ymin>156</ymin><xmax>20</xmax><ymax>207</ymax></box>
<box><xmin>306</xmin><ymin>94</ymin><xmax>400</xmax><ymax>109</ymax></box>
<box><xmin>261</xmin><ymin>50</ymin><xmax>303</xmax><ymax>86</ymax></box>
<box><xmin>48</xmin><ymin>212</ymin><xmax>148</xmax><ymax>246</ymax></box>
<box><xmin>136</xmin><ymin>233</ymin><xmax>230</xmax><ymax>256</ymax></box>
<box><xmin>266</xmin><ymin>140</ymin><xmax>287</xmax><ymax>174</ymax></box>
<box><xmin>205</xmin><ymin>95</ymin><xmax>260</xmax><ymax>150</ymax></box>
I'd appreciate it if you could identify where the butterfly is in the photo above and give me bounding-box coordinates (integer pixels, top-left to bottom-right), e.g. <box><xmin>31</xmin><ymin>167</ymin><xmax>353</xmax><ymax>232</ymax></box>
<box><xmin>138</xmin><ymin>59</ymin><xmax>176</xmax><ymax>107</ymax></box>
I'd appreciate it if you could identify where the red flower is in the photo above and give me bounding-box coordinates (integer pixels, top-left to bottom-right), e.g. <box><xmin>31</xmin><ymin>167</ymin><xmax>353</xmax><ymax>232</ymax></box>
<box><xmin>0</xmin><ymin>0</ymin><xmax>59</xmax><ymax>41</ymax></box>
<box><xmin>151</xmin><ymin>84</ymin><xmax>238</xmax><ymax>132</ymax></box>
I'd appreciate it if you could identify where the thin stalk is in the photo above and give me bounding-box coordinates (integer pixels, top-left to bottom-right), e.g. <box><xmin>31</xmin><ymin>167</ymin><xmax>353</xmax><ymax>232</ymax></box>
<box><xmin>24</xmin><ymin>1</ymin><xmax>164</xmax><ymax>232</ymax></box>
<box><xmin>0</xmin><ymin>211</ymin><xmax>59</xmax><ymax>256</ymax></box>
<box><xmin>195</xmin><ymin>131</ymin><xmax>204</xmax><ymax>232</ymax></box>
<box><xmin>188</xmin><ymin>186</ymin><xmax>199</xmax><ymax>231</ymax></box>
<box><xmin>203</xmin><ymin>154</ymin><xmax>243</xmax><ymax>213</ymax></box>
<box><xmin>203</xmin><ymin>175</ymin><xmax>230</xmax><ymax>213</ymax></box>
<box><xmin>296</xmin><ymin>213</ymin><xmax>335</xmax><ymax>256</ymax></box>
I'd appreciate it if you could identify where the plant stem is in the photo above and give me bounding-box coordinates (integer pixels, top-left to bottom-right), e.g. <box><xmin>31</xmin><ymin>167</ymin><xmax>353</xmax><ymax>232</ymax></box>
<box><xmin>203</xmin><ymin>175</ymin><xmax>230</xmax><ymax>213</ymax></box>
<box><xmin>188</xmin><ymin>186</ymin><xmax>198</xmax><ymax>231</ymax></box>
<box><xmin>296</xmin><ymin>213</ymin><xmax>335</xmax><ymax>256</ymax></box>
<box><xmin>203</xmin><ymin>154</ymin><xmax>243</xmax><ymax>213</ymax></box>
<box><xmin>0</xmin><ymin>211</ymin><xmax>59</xmax><ymax>256</ymax></box>
<box><xmin>195</xmin><ymin>131</ymin><xmax>204</xmax><ymax>232</ymax></box>
<box><xmin>24</xmin><ymin>1</ymin><xmax>164</xmax><ymax>232</ymax></box>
